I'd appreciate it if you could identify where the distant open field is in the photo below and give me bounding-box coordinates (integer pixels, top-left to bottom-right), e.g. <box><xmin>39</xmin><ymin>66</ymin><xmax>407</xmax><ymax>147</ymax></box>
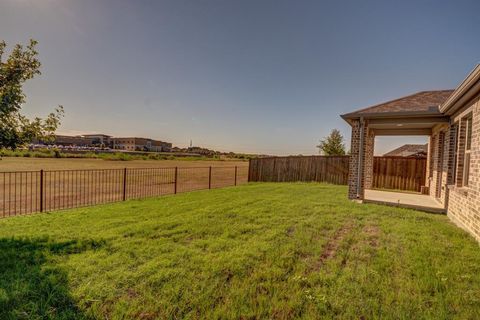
<box><xmin>0</xmin><ymin>157</ymin><xmax>249</xmax><ymax>216</ymax></box>
<box><xmin>0</xmin><ymin>157</ymin><xmax>248</xmax><ymax>171</ymax></box>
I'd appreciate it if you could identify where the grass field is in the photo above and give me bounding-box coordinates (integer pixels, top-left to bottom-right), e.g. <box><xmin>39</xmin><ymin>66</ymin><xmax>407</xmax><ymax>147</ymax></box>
<box><xmin>0</xmin><ymin>183</ymin><xmax>479</xmax><ymax>319</ymax></box>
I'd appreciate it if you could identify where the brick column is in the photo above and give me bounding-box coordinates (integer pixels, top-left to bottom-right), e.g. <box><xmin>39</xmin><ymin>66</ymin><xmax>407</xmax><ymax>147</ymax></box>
<box><xmin>348</xmin><ymin>119</ymin><xmax>369</xmax><ymax>200</ymax></box>
<box><xmin>364</xmin><ymin>129</ymin><xmax>375</xmax><ymax>189</ymax></box>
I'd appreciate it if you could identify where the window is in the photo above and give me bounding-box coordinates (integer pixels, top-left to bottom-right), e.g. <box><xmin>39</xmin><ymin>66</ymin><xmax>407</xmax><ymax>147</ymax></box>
<box><xmin>457</xmin><ymin>115</ymin><xmax>473</xmax><ymax>187</ymax></box>
<box><xmin>463</xmin><ymin>116</ymin><xmax>472</xmax><ymax>186</ymax></box>
<box><xmin>450</xmin><ymin>122</ymin><xmax>458</xmax><ymax>184</ymax></box>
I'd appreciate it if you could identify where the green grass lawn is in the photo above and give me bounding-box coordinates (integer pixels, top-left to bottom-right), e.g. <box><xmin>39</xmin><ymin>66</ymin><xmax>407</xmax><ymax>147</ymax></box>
<box><xmin>0</xmin><ymin>183</ymin><xmax>479</xmax><ymax>319</ymax></box>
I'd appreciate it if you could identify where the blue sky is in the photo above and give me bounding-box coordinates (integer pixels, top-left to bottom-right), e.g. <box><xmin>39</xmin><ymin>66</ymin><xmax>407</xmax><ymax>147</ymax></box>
<box><xmin>1</xmin><ymin>0</ymin><xmax>479</xmax><ymax>155</ymax></box>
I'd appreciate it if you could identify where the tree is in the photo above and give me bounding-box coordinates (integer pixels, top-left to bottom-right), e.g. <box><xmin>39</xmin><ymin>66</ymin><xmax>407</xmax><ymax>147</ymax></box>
<box><xmin>0</xmin><ymin>39</ymin><xmax>63</xmax><ymax>150</ymax></box>
<box><xmin>317</xmin><ymin>129</ymin><xmax>346</xmax><ymax>155</ymax></box>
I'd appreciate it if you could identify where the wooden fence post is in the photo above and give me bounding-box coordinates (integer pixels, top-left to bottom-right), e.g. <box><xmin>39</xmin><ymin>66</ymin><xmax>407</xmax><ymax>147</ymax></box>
<box><xmin>122</xmin><ymin>168</ymin><xmax>127</xmax><ymax>201</ymax></box>
<box><xmin>39</xmin><ymin>169</ymin><xmax>44</xmax><ymax>212</ymax></box>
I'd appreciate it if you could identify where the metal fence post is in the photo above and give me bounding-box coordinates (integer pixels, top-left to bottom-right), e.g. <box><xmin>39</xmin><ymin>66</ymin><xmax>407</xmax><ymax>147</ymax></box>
<box><xmin>123</xmin><ymin>168</ymin><xmax>127</xmax><ymax>201</ymax></box>
<box><xmin>209</xmin><ymin>166</ymin><xmax>212</xmax><ymax>189</ymax></box>
<box><xmin>234</xmin><ymin>166</ymin><xmax>237</xmax><ymax>186</ymax></box>
<box><xmin>39</xmin><ymin>169</ymin><xmax>44</xmax><ymax>212</ymax></box>
<box><xmin>174</xmin><ymin>167</ymin><xmax>178</xmax><ymax>194</ymax></box>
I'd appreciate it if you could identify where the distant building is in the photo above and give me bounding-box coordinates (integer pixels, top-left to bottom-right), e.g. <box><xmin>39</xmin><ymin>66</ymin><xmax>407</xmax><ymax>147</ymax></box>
<box><xmin>34</xmin><ymin>133</ymin><xmax>172</xmax><ymax>152</ymax></box>
<box><xmin>152</xmin><ymin>139</ymin><xmax>172</xmax><ymax>152</ymax></box>
<box><xmin>112</xmin><ymin>137</ymin><xmax>172</xmax><ymax>152</ymax></box>
<box><xmin>51</xmin><ymin>135</ymin><xmax>93</xmax><ymax>146</ymax></box>
<box><xmin>383</xmin><ymin>144</ymin><xmax>428</xmax><ymax>158</ymax></box>
<box><xmin>82</xmin><ymin>134</ymin><xmax>112</xmax><ymax>147</ymax></box>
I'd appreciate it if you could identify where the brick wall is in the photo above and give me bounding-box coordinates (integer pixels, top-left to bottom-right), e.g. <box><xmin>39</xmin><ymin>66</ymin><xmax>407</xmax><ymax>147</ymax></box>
<box><xmin>447</xmin><ymin>95</ymin><xmax>480</xmax><ymax>242</ymax></box>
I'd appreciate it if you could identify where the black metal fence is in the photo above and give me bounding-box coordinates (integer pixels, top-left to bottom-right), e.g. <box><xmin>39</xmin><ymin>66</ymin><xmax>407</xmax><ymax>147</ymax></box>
<box><xmin>0</xmin><ymin>166</ymin><xmax>248</xmax><ymax>217</ymax></box>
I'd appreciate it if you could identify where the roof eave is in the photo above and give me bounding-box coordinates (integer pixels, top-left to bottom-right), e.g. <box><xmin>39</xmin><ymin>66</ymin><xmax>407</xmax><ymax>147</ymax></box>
<box><xmin>341</xmin><ymin>110</ymin><xmax>445</xmax><ymax>121</ymax></box>
<box><xmin>440</xmin><ymin>64</ymin><xmax>480</xmax><ymax>115</ymax></box>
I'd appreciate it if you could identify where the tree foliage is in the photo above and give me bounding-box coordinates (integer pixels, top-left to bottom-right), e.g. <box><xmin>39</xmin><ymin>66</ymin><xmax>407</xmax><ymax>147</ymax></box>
<box><xmin>0</xmin><ymin>39</ymin><xmax>63</xmax><ymax>150</ymax></box>
<box><xmin>317</xmin><ymin>129</ymin><xmax>346</xmax><ymax>155</ymax></box>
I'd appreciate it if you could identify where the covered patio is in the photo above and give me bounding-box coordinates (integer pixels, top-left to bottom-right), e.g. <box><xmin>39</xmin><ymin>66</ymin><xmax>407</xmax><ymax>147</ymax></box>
<box><xmin>364</xmin><ymin>189</ymin><xmax>445</xmax><ymax>214</ymax></box>
<box><xmin>341</xmin><ymin>90</ymin><xmax>454</xmax><ymax>212</ymax></box>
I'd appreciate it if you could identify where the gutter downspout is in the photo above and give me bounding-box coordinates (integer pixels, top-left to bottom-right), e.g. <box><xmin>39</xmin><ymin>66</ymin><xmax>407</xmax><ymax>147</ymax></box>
<box><xmin>356</xmin><ymin>117</ymin><xmax>365</xmax><ymax>199</ymax></box>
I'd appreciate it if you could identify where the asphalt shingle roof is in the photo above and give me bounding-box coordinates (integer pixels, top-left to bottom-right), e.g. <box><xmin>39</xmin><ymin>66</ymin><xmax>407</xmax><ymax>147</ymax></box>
<box><xmin>342</xmin><ymin>90</ymin><xmax>454</xmax><ymax>119</ymax></box>
<box><xmin>383</xmin><ymin>144</ymin><xmax>428</xmax><ymax>157</ymax></box>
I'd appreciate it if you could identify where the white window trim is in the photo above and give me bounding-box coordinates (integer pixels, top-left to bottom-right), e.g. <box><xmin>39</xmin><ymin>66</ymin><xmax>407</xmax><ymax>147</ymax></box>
<box><xmin>463</xmin><ymin>116</ymin><xmax>472</xmax><ymax>187</ymax></box>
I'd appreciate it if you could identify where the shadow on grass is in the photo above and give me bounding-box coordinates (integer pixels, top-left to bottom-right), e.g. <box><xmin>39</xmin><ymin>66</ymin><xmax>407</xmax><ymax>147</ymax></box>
<box><xmin>0</xmin><ymin>237</ymin><xmax>104</xmax><ymax>319</ymax></box>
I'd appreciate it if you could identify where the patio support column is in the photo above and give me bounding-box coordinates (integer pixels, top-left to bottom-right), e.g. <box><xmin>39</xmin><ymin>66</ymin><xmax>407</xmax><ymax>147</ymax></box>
<box><xmin>364</xmin><ymin>129</ymin><xmax>375</xmax><ymax>189</ymax></box>
<box><xmin>348</xmin><ymin>118</ymin><xmax>369</xmax><ymax>200</ymax></box>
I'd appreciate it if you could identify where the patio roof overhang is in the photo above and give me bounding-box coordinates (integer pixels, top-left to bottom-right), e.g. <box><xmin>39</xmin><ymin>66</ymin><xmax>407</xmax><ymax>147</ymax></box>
<box><xmin>341</xmin><ymin>90</ymin><xmax>454</xmax><ymax>136</ymax></box>
<box><xmin>341</xmin><ymin>112</ymin><xmax>450</xmax><ymax>136</ymax></box>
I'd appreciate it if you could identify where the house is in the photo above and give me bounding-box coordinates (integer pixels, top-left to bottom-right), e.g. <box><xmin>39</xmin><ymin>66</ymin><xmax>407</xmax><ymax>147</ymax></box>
<box><xmin>341</xmin><ymin>64</ymin><xmax>480</xmax><ymax>242</ymax></box>
<box><xmin>383</xmin><ymin>144</ymin><xmax>428</xmax><ymax>158</ymax></box>
<box><xmin>112</xmin><ymin>137</ymin><xmax>172</xmax><ymax>152</ymax></box>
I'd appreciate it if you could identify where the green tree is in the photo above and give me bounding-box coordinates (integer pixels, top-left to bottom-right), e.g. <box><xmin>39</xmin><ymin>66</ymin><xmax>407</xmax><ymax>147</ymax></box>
<box><xmin>0</xmin><ymin>39</ymin><xmax>63</xmax><ymax>150</ymax></box>
<box><xmin>317</xmin><ymin>129</ymin><xmax>346</xmax><ymax>155</ymax></box>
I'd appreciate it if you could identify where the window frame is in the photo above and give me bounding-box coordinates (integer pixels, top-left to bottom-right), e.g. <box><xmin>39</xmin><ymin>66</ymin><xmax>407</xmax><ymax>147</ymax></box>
<box><xmin>450</xmin><ymin>122</ymin><xmax>459</xmax><ymax>185</ymax></box>
<box><xmin>463</xmin><ymin>115</ymin><xmax>473</xmax><ymax>187</ymax></box>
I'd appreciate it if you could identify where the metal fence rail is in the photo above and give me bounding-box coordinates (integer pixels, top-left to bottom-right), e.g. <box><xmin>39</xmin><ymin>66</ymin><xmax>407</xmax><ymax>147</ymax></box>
<box><xmin>0</xmin><ymin>166</ymin><xmax>248</xmax><ymax>218</ymax></box>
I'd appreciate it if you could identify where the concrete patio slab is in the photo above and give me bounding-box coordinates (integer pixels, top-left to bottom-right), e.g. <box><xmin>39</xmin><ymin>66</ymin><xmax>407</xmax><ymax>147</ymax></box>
<box><xmin>364</xmin><ymin>189</ymin><xmax>446</xmax><ymax>214</ymax></box>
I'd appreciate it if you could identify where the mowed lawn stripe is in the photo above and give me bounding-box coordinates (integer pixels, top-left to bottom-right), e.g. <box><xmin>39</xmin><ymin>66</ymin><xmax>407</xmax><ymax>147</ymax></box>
<box><xmin>0</xmin><ymin>183</ymin><xmax>479</xmax><ymax>319</ymax></box>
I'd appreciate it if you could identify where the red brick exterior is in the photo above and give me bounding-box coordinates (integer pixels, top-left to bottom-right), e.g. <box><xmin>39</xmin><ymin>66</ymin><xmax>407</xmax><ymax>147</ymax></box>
<box><xmin>347</xmin><ymin>119</ymin><xmax>372</xmax><ymax>200</ymax></box>
<box><xmin>445</xmin><ymin>95</ymin><xmax>480</xmax><ymax>242</ymax></box>
<box><xmin>344</xmin><ymin>79</ymin><xmax>480</xmax><ymax>242</ymax></box>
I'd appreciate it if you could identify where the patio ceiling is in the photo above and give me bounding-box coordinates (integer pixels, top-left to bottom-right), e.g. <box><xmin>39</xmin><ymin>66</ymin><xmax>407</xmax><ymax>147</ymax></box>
<box><xmin>367</xmin><ymin>115</ymin><xmax>449</xmax><ymax>136</ymax></box>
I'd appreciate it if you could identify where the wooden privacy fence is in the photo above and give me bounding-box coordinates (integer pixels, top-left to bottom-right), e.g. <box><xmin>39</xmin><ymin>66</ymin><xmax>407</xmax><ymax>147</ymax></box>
<box><xmin>248</xmin><ymin>156</ymin><xmax>350</xmax><ymax>185</ymax></box>
<box><xmin>249</xmin><ymin>156</ymin><xmax>427</xmax><ymax>192</ymax></box>
<box><xmin>372</xmin><ymin>156</ymin><xmax>426</xmax><ymax>192</ymax></box>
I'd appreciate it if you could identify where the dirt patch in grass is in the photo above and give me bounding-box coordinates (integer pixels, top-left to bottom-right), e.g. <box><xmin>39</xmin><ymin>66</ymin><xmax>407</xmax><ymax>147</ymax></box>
<box><xmin>348</xmin><ymin>224</ymin><xmax>381</xmax><ymax>263</ymax></box>
<box><xmin>127</xmin><ymin>288</ymin><xmax>138</xmax><ymax>299</ymax></box>
<box><xmin>362</xmin><ymin>224</ymin><xmax>380</xmax><ymax>248</ymax></box>
<box><xmin>286</xmin><ymin>226</ymin><xmax>295</xmax><ymax>236</ymax></box>
<box><xmin>310</xmin><ymin>221</ymin><xmax>355</xmax><ymax>271</ymax></box>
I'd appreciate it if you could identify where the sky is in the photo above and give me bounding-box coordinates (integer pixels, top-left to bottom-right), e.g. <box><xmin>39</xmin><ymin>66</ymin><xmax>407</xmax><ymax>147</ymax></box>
<box><xmin>1</xmin><ymin>0</ymin><xmax>479</xmax><ymax>155</ymax></box>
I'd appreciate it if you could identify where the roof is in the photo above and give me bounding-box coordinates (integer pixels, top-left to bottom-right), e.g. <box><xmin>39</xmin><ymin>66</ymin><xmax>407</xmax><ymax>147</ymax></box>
<box><xmin>383</xmin><ymin>144</ymin><xmax>428</xmax><ymax>157</ymax></box>
<box><xmin>341</xmin><ymin>90</ymin><xmax>454</xmax><ymax>120</ymax></box>
<box><xmin>83</xmin><ymin>134</ymin><xmax>112</xmax><ymax>137</ymax></box>
<box><xmin>440</xmin><ymin>64</ymin><xmax>480</xmax><ymax>115</ymax></box>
